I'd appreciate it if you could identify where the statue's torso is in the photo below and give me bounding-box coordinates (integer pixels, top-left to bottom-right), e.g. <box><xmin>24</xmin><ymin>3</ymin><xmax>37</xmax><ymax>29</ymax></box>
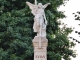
<box><xmin>31</xmin><ymin>7</ymin><xmax>44</xmax><ymax>16</ymax></box>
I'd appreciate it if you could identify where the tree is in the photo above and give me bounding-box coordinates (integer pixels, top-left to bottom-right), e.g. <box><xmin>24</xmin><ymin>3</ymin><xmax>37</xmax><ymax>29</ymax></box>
<box><xmin>69</xmin><ymin>12</ymin><xmax>80</xmax><ymax>43</ymax></box>
<box><xmin>0</xmin><ymin>0</ymin><xmax>76</xmax><ymax>60</ymax></box>
<box><xmin>73</xmin><ymin>11</ymin><xmax>80</xmax><ymax>21</ymax></box>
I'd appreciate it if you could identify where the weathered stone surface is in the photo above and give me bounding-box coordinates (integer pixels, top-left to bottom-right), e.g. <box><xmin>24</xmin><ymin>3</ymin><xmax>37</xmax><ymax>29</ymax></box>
<box><xmin>32</xmin><ymin>36</ymin><xmax>48</xmax><ymax>60</ymax></box>
<box><xmin>26</xmin><ymin>1</ymin><xmax>50</xmax><ymax>37</ymax></box>
<box><xmin>34</xmin><ymin>49</ymin><xmax>47</xmax><ymax>60</ymax></box>
<box><xmin>26</xmin><ymin>1</ymin><xmax>50</xmax><ymax>60</ymax></box>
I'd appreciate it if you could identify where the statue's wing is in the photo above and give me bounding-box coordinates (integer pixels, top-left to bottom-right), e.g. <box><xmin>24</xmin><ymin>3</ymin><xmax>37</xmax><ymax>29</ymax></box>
<box><xmin>26</xmin><ymin>2</ymin><xmax>34</xmax><ymax>10</ymax></box>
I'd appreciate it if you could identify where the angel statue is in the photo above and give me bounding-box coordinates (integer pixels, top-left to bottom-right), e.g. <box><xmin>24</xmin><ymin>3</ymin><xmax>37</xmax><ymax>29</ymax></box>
<box><xmin>26</xmin><ymin>1</ymin><xmax>50</xmax><ymax>37</ymax></box>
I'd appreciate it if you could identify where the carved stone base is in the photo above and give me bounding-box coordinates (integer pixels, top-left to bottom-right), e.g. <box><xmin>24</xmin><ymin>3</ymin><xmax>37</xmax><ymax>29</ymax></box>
<box><xmin>32</xmin><ymin>36</ymin><xmax>48</xmax><ymax>60</ymax></box>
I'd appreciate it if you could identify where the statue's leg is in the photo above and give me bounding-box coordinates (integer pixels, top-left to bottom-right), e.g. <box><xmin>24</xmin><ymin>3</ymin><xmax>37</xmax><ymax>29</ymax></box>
<box><xmin>36</xmin><ymin>17</ymin><xmax>41</xmax><ymax>36</ymax></box>
<box><xmin>39</xmin><ymin>25</ymin><xmax>42</xmax><ymax>36</ymax></box>
<box><xmin>35</xmin><ymin>16</ymin><xmax>40</xmax><ymax>36</ymax></box>
<box><xmin>36</xmin><ymin>15</ymin><xmax>43</xmax><ymax>36</ymax></box>
<box><xmin>39</xmin><ymin>17</ymin><xmax>43</xmax><ymax>36</ymax></box>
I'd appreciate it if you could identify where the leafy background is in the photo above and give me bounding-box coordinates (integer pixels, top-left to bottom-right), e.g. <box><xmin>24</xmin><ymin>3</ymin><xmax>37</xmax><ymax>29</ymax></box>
<box><xmin>0</xmin><ymin>0</ymin><xmax>76</xmax><ymax>60</ymax></box>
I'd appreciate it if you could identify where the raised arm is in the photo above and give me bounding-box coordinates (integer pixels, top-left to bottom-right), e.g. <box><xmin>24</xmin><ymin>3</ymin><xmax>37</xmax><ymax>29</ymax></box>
<box><xmin>43</xmin><ymin>3</ymin><xmax>51</xmax><ymax>9</ymax></box>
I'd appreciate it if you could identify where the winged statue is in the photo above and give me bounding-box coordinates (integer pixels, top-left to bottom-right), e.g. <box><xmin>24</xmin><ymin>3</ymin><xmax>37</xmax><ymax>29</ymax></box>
<box><xmin>26</xmin><ymin>1</ymin><xmax>51</xmax><ymax>37</ymax></box>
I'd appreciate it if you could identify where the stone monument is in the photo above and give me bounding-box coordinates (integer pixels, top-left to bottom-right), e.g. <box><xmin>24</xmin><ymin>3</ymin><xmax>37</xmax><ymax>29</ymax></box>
<box><xmin>26</xmin><ymin>0</ymin><xmax>50</xmax><ymax>60</ymax></box>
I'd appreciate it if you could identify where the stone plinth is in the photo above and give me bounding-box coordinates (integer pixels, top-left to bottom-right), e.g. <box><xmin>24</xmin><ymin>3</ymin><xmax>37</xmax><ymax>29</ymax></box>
<box><xmin>32</xmin><ymin>36</ymin><xmax>48</xmax><ymax>60</ymax></box>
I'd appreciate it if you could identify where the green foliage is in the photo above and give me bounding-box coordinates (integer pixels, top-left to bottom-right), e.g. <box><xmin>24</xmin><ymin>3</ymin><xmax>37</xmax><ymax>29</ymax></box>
<box><xmin>72</xmin><ymin>11</ymin><xmax>80</xmax><ymax>43</ymax></box>
<box><xmin>73</xmin><ymin>11</ymin><xmax>80</xmax><ymax>26</ymax></box>
<box><xmin>73</xmin><ymin>11</ymin><xmax>80</xmax><ymax>20</ymax></box>
<box><xmin>0</xmin><ymin>0</ymin><xmax>76</xmax><ymax>60</ymax></box>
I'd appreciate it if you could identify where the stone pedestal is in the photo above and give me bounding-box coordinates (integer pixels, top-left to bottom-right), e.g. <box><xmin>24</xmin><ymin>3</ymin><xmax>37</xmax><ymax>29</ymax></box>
<box><xmin>32</xmin><ymin>36</ymin><xmax>48</xmax><ymax>60</ymax></box>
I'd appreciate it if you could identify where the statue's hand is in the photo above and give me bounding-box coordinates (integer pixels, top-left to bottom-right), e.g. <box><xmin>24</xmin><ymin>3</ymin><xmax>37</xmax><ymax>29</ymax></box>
<box><xmin>48</xmin><ymin>3</ymin><xmax>51</xmax><ymax>5</ymax></box>
<box><xmin>45</xmin><ymin>21</ymin><xmax>47</xmax><ymax>25</ymax></box>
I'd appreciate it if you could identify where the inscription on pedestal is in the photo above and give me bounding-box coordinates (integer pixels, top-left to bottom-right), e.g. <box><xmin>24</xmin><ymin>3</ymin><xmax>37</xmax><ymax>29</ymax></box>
<box><xmin>34</xmin><ymin>52</ymin><xmax>47</xmax><ymax>60</ymax></box>
<box><xmin>35</xmin><ymin>55</ymin><xmax>45</xmax><ymax>58</ymax></box>
<box><xmin>35</xmin><ymin>55</ymin><xmax>46</xmax><ymax>60</ymax></box>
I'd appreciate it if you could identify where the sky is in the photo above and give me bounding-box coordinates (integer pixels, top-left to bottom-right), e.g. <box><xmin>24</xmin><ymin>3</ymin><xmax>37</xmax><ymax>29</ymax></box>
<box><xmin>58</xmin><ymin>0</ymin><xmax>80</xmax><ymax>60</ymax></box>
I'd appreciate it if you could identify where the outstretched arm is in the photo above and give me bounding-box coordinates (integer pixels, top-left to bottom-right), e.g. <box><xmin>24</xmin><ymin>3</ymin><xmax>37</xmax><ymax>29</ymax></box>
<box><xmin>43</xmin><ymin>3</ymin><xmax>51</xmax><ymax>9</ymax></box>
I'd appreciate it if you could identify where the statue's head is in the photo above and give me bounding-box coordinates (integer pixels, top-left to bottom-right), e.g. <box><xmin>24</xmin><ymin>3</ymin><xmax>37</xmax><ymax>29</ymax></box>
<box><xmin>38</xmin><ymin>3</ymin><xmax>43</xmax><ymax>8</ymax></box>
